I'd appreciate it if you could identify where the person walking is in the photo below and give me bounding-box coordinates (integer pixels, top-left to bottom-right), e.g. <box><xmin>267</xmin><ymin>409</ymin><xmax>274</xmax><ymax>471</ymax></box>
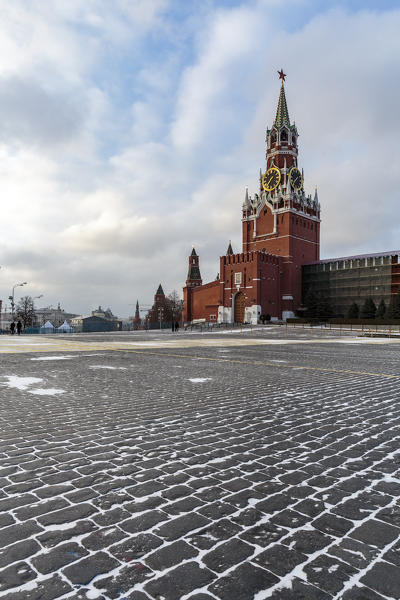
<box><xmin>17</xmin><ymin>320</ymin><xmax>22</xmax><ymax>335</ymax></box>
<box><xmin>175</xmin><ymin>321</ymin><xmax>179</xmax><ymax>332</ymax></box>
<box><xmin>10</xmin><ymin>321</ymin><xmax>15</xmax><ymax>335</ymax></box>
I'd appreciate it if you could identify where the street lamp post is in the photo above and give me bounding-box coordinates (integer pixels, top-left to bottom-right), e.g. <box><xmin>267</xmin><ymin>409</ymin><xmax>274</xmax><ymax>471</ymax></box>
<box><xmin>9</xmin><ymin>282</ymin><xmax>27</xmax><ymax>320</ymax></box>
<box><xmin>33</xmin><ymin>295</ymin><xmax>43</xmax><ymax>327</ymax></box>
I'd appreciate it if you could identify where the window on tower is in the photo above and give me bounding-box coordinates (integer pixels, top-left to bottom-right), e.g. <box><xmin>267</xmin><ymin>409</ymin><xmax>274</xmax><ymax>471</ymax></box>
<box><xmin>280</xmin><ymin>129</ymin><xmax>287</xmax><ymax>144</ymax></box>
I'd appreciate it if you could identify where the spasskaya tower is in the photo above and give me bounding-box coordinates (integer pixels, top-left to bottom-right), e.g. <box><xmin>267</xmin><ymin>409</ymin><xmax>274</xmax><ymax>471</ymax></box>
<box><xmin>184</xmin><ymin>70</ymin><xmax>321</xmax><ymax>323</ymax></box>
<box><xmin>241</xmin><ymin>69</ymin><xmax>320</xmax><ymax>318</ymax></box>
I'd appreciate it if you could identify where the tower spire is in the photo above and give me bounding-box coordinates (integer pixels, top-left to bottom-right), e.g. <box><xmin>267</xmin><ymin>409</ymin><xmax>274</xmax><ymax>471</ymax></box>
<box><xmin>274</xmin><ymin>70</ymin><xmax>290</xmax><ymax>128</ymax></box>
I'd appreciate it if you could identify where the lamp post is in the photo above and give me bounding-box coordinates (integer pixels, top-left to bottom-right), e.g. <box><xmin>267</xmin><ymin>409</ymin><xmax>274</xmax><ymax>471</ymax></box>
<box><xmin>33</xmin><ymin>295</ymin><xmax>43</xmax><ymax>327</ymax></box>
<box><xmin>9</xmin><ymin>282</ymin><xmax>27</xmax><ymax>320</ymax></box>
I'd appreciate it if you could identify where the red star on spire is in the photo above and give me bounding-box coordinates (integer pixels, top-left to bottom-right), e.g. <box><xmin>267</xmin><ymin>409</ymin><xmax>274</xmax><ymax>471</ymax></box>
<box><xmin>278</xmin><ymin>69</ymin><xmax>286</xmax><ymax>82</ymax></box>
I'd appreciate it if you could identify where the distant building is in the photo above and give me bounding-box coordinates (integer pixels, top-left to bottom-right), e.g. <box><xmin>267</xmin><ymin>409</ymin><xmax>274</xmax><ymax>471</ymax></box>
<box><xmin>146</xmin><ymin>284</ymin><xmax>173</xmax><ymax>329</ymax></box>
<box><xmin>302</xmin><ymin>251</ymin><xmax>400</xmax><ymax>318</ymax></box>
<box><xmin>35</xmin><ymin>303</ymin><xmax>78</xmax><ymax>327</ymax></box>
<box><xmin>71</xmin><ymin>305</ymin><xmax>122</xmax><ymax>332</ymax></box>
<box><xmin>132</xmin><ymin>300</ymin><xmax>142</xmax><ymax>330</ymax></box>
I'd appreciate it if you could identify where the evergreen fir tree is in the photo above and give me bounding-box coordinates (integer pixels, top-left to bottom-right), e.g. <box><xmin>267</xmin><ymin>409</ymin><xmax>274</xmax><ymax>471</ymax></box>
<box><xmin>376</xmin><ymin>298</ymin><xmax>386</xmax><ymax>319</ymax></box>
<box><xmin>304</xmin><ymin>289</ymin><xmax>318</xmax><ymax>319</ymax></box>
<box><xmin>347</xmin><ymin>302</ymin><xmax>359</xmax><ymax>319</ymax></box>
<box><xmin>387</xmin><ymin>291</ymin><xmax>400</xmax><ymax>319</ymax></box>
<box><xmin>360</xmin><ymin>297</ymin><xmax>376</xmax><ymax>319</ymax></box>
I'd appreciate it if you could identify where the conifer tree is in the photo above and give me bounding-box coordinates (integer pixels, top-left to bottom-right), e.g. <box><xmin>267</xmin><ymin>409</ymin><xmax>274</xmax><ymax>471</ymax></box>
<box><xmin>386</xmin><ymin>291</ymin><xmax>400</xmax><ymax>319</ymax></box>
<box><xmin>376</xmin><ymin>298</ymin><xmax>386</xmax><ymax>319</ymax></box>
<box><xmin>347</xmin><ymin>302</ymin><xmax>359</xmax><ymax>319</ymax></box>
<box><xmin>360</xmin><ymin>297</ymin><xmax>376</xmax><ymax>319</ymax></box>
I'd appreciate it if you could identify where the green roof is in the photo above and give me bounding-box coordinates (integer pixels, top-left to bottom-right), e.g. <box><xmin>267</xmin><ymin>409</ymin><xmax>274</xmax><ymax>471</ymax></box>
<box><xmin>274</xmin><ymin>81</ymin><xmax>290</xmax><ymax>128</ymax></box>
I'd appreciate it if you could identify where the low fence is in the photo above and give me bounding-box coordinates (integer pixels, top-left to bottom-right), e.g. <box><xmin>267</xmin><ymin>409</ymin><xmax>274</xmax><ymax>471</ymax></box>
<box><xmin>285</xmin><ymin>318</ymin><xmax>400</xmax><ymax>335</ymax></box>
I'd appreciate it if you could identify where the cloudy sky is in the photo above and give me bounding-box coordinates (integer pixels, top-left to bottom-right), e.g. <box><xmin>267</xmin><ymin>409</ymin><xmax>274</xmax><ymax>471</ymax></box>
<box><xmin>0</xmin><ymin>0</ymin><xmax>399</xmax><ymax>317</ymax></box>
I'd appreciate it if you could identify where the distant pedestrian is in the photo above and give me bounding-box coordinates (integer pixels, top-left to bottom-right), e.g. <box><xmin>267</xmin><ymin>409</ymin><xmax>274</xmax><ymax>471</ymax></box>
<box><xmin>17</xmin><ymin>320</ymin><xmax>22</xmax><ymax>335</ymax></box>
<box><xmin>10</xmin><ymin>321</ymin><xmax>15</xmax><ymax>335</ymax></box>
<box><xmin>175</xmin><ymin>321</ymin><xmax>179</xmax><ymax>332</ymax></box>
<box><xmin>172</xmin><ymin>322</ymin><xmax>175</xmax><ymax>332</ymax></box>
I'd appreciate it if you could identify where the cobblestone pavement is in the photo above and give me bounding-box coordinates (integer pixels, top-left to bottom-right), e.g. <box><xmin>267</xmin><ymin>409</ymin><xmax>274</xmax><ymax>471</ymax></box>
<box><xmin>0</xmin><ymin>327</ymin><xmax>399</xmax><ymax>600</ymax></box>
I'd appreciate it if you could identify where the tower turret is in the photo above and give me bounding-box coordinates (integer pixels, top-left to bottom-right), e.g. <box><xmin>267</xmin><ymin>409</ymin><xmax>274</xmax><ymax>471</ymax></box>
<box><xmin>186</xmin><ymin>247</ymin><xmax>202</xmax><ymax>288</ymax></box>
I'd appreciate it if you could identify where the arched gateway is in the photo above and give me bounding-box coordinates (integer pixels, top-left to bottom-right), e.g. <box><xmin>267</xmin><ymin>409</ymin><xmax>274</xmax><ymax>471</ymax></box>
<box><xmin>234</xmin><ymin>292</ymin><xmax>245</xmax><ymax>323</ymax></box>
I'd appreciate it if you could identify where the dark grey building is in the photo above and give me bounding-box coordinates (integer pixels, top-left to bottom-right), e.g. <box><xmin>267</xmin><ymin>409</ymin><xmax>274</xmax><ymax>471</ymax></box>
<box><xmin>302</xmin><ymin>250</ymin><xmax>400</xmax><ymax>317</ymax></box>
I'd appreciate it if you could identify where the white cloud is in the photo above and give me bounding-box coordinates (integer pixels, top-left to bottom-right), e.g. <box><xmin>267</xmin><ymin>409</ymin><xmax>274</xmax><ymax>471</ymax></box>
<box><xmin>0</xmin><ymin>2</ymin><xmax>399</xmax><ymax>317</ymax></box>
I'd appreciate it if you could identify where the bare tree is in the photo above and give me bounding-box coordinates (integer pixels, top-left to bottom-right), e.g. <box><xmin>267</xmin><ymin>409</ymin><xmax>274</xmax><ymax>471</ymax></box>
<box><xmin>16</xmin><ymin>296</ymin><xmax>36</xmax><ymax>328</ymax></box>
<box><xmin>168</xmin><ymin>290</ymin><xmax>183</xmax><ymax>322</ymax></box>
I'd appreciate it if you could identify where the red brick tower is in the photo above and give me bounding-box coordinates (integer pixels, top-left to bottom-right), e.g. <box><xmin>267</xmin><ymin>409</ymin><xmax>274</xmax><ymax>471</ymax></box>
<box><xmin>242</xmin><ymin>70</ymin><xmax>321</xmax><ymax>318</ymax></box>
<box><xmin>186</xmin><ymin>248</ymin><xmax>202</xmax><ymax>288</ymax></box>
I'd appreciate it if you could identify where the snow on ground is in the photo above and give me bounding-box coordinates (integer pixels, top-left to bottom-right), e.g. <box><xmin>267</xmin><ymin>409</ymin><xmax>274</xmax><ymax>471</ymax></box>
<box><xmin>31</xmin><ymin>355</ymin><xmax>79</xmax><ymax>360</ymax></box>
<box><xmin>188</xmin><ymin>378</ymin><xmax>212</xmax><ymax>383</ymax></box>
<box><xmin>27</xmin><ymin>388</ymin><xmax>66</xmax><ymax>396</ymax></box>
<box><xmin>0</xmin><ymin>375</ymin><xmax>43</xmax><ymax>389</ymax></box>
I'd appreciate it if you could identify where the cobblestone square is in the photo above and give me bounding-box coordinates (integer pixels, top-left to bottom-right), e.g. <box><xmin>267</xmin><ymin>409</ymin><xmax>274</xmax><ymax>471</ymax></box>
<box><xmin>0</xmin><ymin>327</ymin><xmax>399</xmax><ymax>599</ymax></box>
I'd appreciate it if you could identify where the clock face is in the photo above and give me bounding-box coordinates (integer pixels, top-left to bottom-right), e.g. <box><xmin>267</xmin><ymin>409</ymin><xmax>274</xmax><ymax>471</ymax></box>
<box><xmin>262</xmin><ymin>167</ymin><xmax>281</xmax><ymax>192</ymax></box>
<box><xmin>289</xmin><ymin>167</ymin><xmax>302</xmax><ymax>190</ymax></box>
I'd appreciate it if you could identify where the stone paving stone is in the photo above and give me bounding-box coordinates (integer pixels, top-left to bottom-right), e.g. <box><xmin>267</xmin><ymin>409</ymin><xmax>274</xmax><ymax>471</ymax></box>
<box><xmin>341</xmin><ymin>586</ymin><xmax>387</xmax><ymax>600</ymax></box>
<box><xmin>328</xmin><ymin>537</ymin><xmax>380</xmax><ymax>569</ymax></box>
<box><xmin>125</xmin><ymin>495</ymin><xmax>166</xmax><ymax>513</ymax></box>
<box><xmin>144</xmin><ymin>561</ymin><xmax>215</xmax><ymax>599</ymax></box>
<box><xmin>255</xmin><ymin>493</ymin><xmax>294</xmax><ymax>514</ymax></box>
<box><xmin>360</xmin><ymin>560</ymin><xmax>400</xmax><ymax>599</ymax></box>
<box><xmin>127</xmin><ymin>480</ymin><xmax>167</xmax><ymax>497</ymax></box>
<box><xmin>203</xmin><ymin>538</ymin><xmax>254</xmax><ymax>572</ymax></box>
<box><xmin>31</xmin><ymin>542</ymin><xmax>89</xmax><ymax>574</ymax></box>
<box><xmin>161</xmin><ymin>484</ymin><xmax>194</xmax><ymax>500</ymax></box>
<box><xmin>375</xmin><ymin>504</ymin><xmax>400</xmax><ymax>528</ymax></box>
<box><xmin>294</xmin><ymin>498</ymin><xmax>326</xmax><ymax>517</ymax></box>
<box><xmin>303</xmin><ymin>554</ymin><xmax>357</xmax><ymax>595</ymax></box>
<box><xmin>282</xmin><ymin>529</ymin><xmax>334</xmax><ymax>554</ymax></box>
<box><xmin>162</xmin><ymin>495</ymin><xmax>204</xmax><ymax>515</ymax></box>
<box><xmin>0</xmin><ymin>561</ymin><xmax>37</xmax><ymax>592</ymax></box>
<box><xmin>312</xmin><ymin>512</ymin><xmax>354</xmax><ymax>536</ymax></box>
<box><xmin>81</xmin><ymin>526</ymin><xmax>127</xmax><ymax>550</ymax></box>
<box><xmin>187</xmin><ymin>519</ymin><xmax>242</xmax><ymax>550</ymax></box>
<box><xmin>0</xmin><ymin>513</ymin><xmax>15</xmax><ymax>528</ymax></box>
<box><xmin>270</xmin><ymin>508</ymin><xmax>311</xmax><ymax>528</ymax></box>
<box><xmin>35</xmin><ymin>484</ymin><xmax>75</xmax><ymax>498</ymax></box>
<box><xmin>382</xmin><ymin>539</ymin><xmax>400</xmax><ymax>567</ymax></box>
<box><xmin>1</xmin><ymin>520</ymin><xmax>43</xmax><ymax>547</ymax></box>
<box><xmin>350</xmin><ymin>519</ymin><xmax>400</xmax><ymax>548</ymax></box>
<box><xmin>240</xmin><ymin>521</ymin><xmax>287</xmax><ymax>546</ymax></box>
<box><xmin>0</xmin><ymin>493</ymin><xmax>38</xmax><ymax>512</ymax></box>
<box><xmin>62</xmin><ymin>551</ymin><xmax>120</xmax><ymax>585</ymax></box>
<box><xmin>252</xmin><ymin>543</ymin><xmax>307</xmax><ymax>576</ymax></box>
<box><xmin>2</xmin><ymin>575</ymin><xmax>73</xmax><ymax>599</ymax></box>
<box><xmin>94</xmin><ymin>563</ymin><xmax>154</xmax><ymax>598</ymax></box>
<box><xmin>145</xmin><ymin>540</ymin><xmax>198</xmax><ymax>571</ymax></box>
<box><xmin>14</xmin><ymin>497</ymin><xmax>69</xmax><ymax>521</ymax></box>
<box><xmin>155</xmin><ymin>512</ymin><xmax>211</xmax><ymax>541</ymax></box>
<box><xmin>225</xmin><ymin>489</ymin><xmax>265</xmax><ymax>509</ymax></box>
<box><xmin>109</xmin><ymin>533</ymin><xmax>163</xmax><ymax>561</ymax></box>
<box><xmin>37</xmin><ymin>502</ymin><xmax>97</xmax><ymax>525</ymax></box>
<box><xmin>0</xmin><ymin>539</ymin><xmax>40</xmax><ymax>569</ymax></box>
<box><xmin>208</xmin><ymin>561</ymin><xmax>279</xmax><ymax>599</ymax></box>
<box><xmin>268</xmin><ymin>578</ymin><xmax>333</xmax><ymax>600</ymax></box>
<box><xmin>37</xmin><ymin>519</ymin><xmax>97</xmax><ymax>548</ymax></box>
<box><xmin>120</xmin><ymin>509</ymin><xmax>169</xmax><ymax>534</ymax></box>
<box><xmin>92</xmin><ymin>506</ymin><xmax>132</xmax><ymax>526</ymax></box>
<box><xmin>64</xmin><ymin>487</ymin><xmax>99</xmax><ymax>503</ymax></box>
<box><xmin>231</xmin><ymin>507</ymin><xmax>265</xmax><ymax>527</ymax></box>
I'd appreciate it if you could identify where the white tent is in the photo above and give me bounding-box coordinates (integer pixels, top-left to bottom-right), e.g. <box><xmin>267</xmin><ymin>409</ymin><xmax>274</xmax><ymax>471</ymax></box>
<box><xmin>40</xmin><ymin>320</ymin><xmax>55</xmax><ymax>334</ymax></box>
<box><xmin>57</xmin><ymin>320</ymin><xmax>73</xmax><ymax>333</ymax></box>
